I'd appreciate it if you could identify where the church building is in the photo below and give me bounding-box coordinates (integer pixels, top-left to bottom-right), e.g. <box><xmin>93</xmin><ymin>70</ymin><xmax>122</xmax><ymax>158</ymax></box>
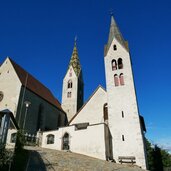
<box><xmin>0</xmin><ymin>57</ymin><xmax>68</xmax><ymax>135</ymax></box>
<box><xmin>41</xmin><ymin>15</ymin><xmax>147</xmax><ymax>169</ymax></box>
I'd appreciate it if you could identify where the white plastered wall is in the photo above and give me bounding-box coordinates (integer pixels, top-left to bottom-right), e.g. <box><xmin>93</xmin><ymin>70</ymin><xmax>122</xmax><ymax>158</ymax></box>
<box><xmin>41</xmin><ymin>124</ymin><xmax>106</xmax><ymax>160</ymax></box>
<box><xmin>70</xmin><ymin>86</ymin><xmax>107</xmax><ymax>125</ymax></box>
<box><xmin>0</xmin><ymin>58</ymin><xmax>21</xmax><ymax>117</ymax></box>
<box><xmin>62</xmin><ymin>66</ymin><xmax>78</xmax><ymax>121</ymax></box>
<box><xmin>104</xmin><ymin>39</ymin><xmax>147</xmax><ymax>169</ymax></box>
<box><xmin>6</xmin><ymin>128</ymin><xmax>17</xmax><ymax>149</ymax></box>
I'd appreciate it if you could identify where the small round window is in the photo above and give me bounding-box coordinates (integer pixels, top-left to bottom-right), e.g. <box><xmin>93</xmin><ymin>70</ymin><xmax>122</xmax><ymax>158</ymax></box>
<box><xmin>0</xmin><ymin>91</ymin><xmax>4</xmax><ymax>102</ymax></box>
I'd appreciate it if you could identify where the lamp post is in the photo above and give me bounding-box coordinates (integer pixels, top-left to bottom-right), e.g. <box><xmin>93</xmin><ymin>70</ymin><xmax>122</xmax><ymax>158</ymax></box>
<box><xmin>23</xmin><ymin>101</ymin><xmax>31</xmax><ymax>131</ymax></box>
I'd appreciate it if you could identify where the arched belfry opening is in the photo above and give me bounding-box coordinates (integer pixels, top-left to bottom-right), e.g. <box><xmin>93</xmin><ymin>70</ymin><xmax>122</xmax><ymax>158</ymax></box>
<box><xmin>68</xmin><ymin>80</ymin><xmax>72</xmax><ymax>88</ymax></box>
<box><xmin>62</xmin><ymin>132</ymin><xmax>70</xmax><ymax>150</ymax></box>
<box><xmin>111</xmin><ymin>59</ymin><xmax>117</xmax><ymax>71</ymax></box>
<box><xmin>118</xmin><ymin>58</ymin><xmax>123</xmax><ymax>69</ymax></box>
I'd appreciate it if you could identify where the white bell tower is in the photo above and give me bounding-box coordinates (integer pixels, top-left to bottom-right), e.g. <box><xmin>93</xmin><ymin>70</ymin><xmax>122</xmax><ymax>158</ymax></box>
<box><xmin>104</xmin><ymin>16</ymin><xmax>147</xmax><ymax>169</ymax></box>
<box><xmin>62</xmin><ymin>40</ymin><xmax>84</xmax><ymax>122</ymax></box>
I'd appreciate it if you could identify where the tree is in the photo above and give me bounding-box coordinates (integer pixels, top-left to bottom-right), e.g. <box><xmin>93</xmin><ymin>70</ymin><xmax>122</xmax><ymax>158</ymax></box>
<box><xmin>145</xmin><ymin>138</ymin><xmax>171</xmax><ymax>171</ymax></box>
<box><xmin>161</xmin><ymin>149</ymin><xmax>171</xmax><ymax>168</ymax></box>
<box><xmin>15</xmin><ymin>130</ymin><xmax>25</xmax><ymax>152</ymax></box>
<box><xmin>145</xmin><ymin>138</ymin><xmax>155</xmax><ymax>170</ymax></box>
<box><xmin>0</xmin><ymin>144</ymin><xmax>13</xmax><ymax>170</ymax></box>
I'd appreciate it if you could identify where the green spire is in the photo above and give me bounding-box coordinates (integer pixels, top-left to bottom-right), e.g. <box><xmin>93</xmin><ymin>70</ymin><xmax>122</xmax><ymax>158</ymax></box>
<box><xmin>69</xmin><ymin>39</ymin><xmax>81</xmax><ymax>77</ymax></box>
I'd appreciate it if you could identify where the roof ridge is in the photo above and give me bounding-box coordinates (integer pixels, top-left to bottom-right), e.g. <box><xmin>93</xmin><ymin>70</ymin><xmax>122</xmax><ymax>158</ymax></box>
<box><xmin>9</xmin><ymin>58</ymin><xmax>48</xmax><ymax>89</ymax></box>
<box><xmin>8</xmin><ymin>57</ymin><xmax>62</xmax><ymax>110</ymax></box>
<box><xmin>68</xmin><ymin>85</ymin><xmax>106</xmax><ymax>124</ymax></box>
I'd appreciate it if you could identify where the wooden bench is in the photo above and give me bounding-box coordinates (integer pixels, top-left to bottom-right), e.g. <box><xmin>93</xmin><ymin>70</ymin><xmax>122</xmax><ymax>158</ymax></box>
<box><xmin>118</xmin><ymin>156</ymin><xmax>136</xmax><ymax>164</ymax></box>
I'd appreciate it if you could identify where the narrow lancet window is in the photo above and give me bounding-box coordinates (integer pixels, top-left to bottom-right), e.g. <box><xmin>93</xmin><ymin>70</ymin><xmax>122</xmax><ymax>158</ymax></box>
<box><xmin>103</xmin><ymin>103</ymin><xmax>108</xmax><ymax>123</ymax></box>
<box><xmin>119</xmin><ymin>73</ymin><xmax>124</xmax><ymax>85</ymax></box>
<box><xmin>113</xmin><ymin>44</ymin><xmax>117</xmax><ymax>51</ymax></box>
<box><xmin>122</xmin><ymin>135</ymin><xmax>125</xmax><ymax>141</ymax></box>
<box><xmin>67</xmin><ymin>92</ymin><xmax>72</xmax><ymax>98</ymax></box>
<box><xmin>114</xmin><ymin>74</ymin><xmax>119</xmax><ymax>86</ymax></box>
<box><xmin>111</xmin><ymin>59</ymin><xmax>117</xmax><ymax>71</ymax></box>
<box><xmin>122</xmin><ymin>111</ymin><xmax>124</xmax><ymax>118</ymax></box>
<box><xmin>68</xmin><ymin>80</ymin><xmax>72</xmax><ymax>88</ymax></box>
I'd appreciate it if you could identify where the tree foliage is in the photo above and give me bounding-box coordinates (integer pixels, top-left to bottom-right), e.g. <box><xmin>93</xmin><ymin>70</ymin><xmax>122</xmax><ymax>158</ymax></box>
<box><xmin>0</xmin><ymin>144</ymin><xmax>13</xmax><ymax>169</ymax></box>
<box><xmin>0</xmin><ymin>130</ymin><xmax>24</xmax><ymax>170</ymax></box>
<box><xmin>145</xmin><ymin>138</ymin><xmax>171</xmax><ymax>171</ymax></box>
<box><xmin>15</xmin><ymin>130</ymin><xmax>25</xmax><ymax>152</ymax></box>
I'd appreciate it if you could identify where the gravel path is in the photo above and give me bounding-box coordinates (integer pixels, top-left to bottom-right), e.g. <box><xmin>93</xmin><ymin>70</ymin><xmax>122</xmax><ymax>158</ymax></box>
<box><xmin>25</xmin><ymin>146</ymin><xmax>146</xmax><ymax>171</ymax></box>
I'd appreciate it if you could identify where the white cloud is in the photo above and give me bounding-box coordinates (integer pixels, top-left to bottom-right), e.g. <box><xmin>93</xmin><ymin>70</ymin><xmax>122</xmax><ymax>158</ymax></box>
<box><xmin>155</xmin><ymin>138</ymin><xmax>171</xmax><ymax>153</ymax></box>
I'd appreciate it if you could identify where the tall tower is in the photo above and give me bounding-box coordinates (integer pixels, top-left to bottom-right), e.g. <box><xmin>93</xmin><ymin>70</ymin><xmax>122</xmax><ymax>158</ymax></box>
<box><xmin>104</xmin><ymin>16</ymin><xmax>147</xmax><ymax>169</ymax></box>
<box><xmin>62</xmin><ymin>40</ymin><xmax>84</xmax><ymax>121</ymax></box>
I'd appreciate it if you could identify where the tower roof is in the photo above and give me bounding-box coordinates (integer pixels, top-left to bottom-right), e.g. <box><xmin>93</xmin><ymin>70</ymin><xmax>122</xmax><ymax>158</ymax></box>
<box><xmin>105</xmin><ymin>15</ymin><xmax>128</xmax><ymax>55</ymax></box>
<box><xmin>68</xmin><ymin>40</ymin><xmax>81</xmax><ymax>77</ymax></box>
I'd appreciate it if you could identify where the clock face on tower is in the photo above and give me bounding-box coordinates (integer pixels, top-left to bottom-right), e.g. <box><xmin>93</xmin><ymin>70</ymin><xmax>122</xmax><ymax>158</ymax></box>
<box><xmin>0</xmin><ymin>91</ymin><xmax>4</xmax><ymax>102</ymax></box>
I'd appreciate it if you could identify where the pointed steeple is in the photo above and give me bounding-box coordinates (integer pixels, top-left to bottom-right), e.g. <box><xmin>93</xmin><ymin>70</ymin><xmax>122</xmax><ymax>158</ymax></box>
<box><xmin>69</xmin><ymin>39</ymin><xmax>81</xmax><ymax>77</ymax></box>
<box><xmin>105</xmin><ymin>15</ymin><xmax>128</xmax><ymax>55</ymax></box>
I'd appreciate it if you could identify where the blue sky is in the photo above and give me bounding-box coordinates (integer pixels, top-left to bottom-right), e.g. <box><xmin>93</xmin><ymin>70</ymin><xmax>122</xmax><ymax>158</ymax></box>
<box><xmin>0</xmin><ymin>0</ymin><xmax>171</xmax><ymax>152</ymax></box>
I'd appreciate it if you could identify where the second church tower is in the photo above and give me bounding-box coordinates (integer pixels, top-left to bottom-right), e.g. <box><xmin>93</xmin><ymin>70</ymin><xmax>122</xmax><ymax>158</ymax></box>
<box><xmin>62</xmin><ymin>41</ymin><xmax>84</xmax><ymax>121</ymax></box>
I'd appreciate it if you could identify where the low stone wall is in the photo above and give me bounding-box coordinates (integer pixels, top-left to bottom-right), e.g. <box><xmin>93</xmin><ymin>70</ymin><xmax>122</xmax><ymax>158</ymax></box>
<box><xmin>41</xmin><ymin>123</ymin><xmax>106</xmax><ymax>160</ymax></box>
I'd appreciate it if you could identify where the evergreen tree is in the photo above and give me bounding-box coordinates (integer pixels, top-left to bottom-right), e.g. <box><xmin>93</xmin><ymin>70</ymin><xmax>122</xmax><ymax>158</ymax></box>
<box><xmin>145</xmin><ymin>138</ymin><xmax>171</xmax><ymax>171</ymax></box>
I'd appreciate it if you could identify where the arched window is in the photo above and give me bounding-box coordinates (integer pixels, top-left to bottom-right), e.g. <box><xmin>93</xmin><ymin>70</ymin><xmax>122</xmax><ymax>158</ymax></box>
<box><xmin>118</xmin><ymin>58</ymin><xmax>123</xmax><ymax>69</ymax></box>
<box><xmin>47</xmin><ymin>134</ymin><xmax>54</xmax><ymax>144</ymax></box>
<box><xmin>10</xmin><ymin>133</ymin><xmax>17</xmax><ymax>143</ymax></box>
<box><xmin>67</xmin><ymin>80</ymin><xmax>72</xmax><ymax>88</ymax></box>
<box><xmin>103</xmin><ymin>103</ymin><xmax>108</xmax><ymax>123</ymax></box>
<box><xmin>67</xmin><ymin>92</ymin><xmax>72</xmax><ymax>98</ymax></box>
<box><xmin>122</xmin><ymin>135</ymin><xmax>125</xmax><ymax>141</ymax></box>
<box><xmin>114</xmin><ymin>74</ymin><xmax>119</xmax><ymax>86</ymax></box>
<box><xmin>62</xmin><ymin>132</ymin><xmax>70</xmax><ymax>150</ymax></box>
<box><xmin>111</xmin><ymin>59</ymin><xmax>117</xmax><ymax>71</ymax></box>
<box><xmin>113</xmin><ymin>44</ymin><xmax>117</xmax><ymax>51</ymax></box>
<box><xmin>122</xmin><ymin>111</ymin><xmax>124</xmax><ymax>118</ymax></box>
<box><xmin>119</xmin><ymin>73</ymin><xmax>124</xmax><ymax>85</ymax></box>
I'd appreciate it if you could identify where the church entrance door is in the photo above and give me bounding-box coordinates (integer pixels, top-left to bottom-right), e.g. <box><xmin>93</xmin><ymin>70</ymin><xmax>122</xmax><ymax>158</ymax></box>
<box><xmin>62</xmin><ymin>132</ymin><xmax>69</xmax><ymax>150</ymax></box>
